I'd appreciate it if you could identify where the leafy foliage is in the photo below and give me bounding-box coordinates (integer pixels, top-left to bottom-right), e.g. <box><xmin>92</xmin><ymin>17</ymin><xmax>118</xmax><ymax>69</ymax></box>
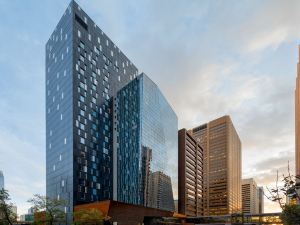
<box><xmin>28</xmin><ymin>194</ymin><xmax>66</xmax><ymax>225</ymax></box>
<box><xmin>73</xmin><ymin>208</ymin><xmax>104</xmax><ymax>225</ymax></box>
<box><xmin>0</xmin><ymin>189</ymin><xmax>17</xmax><ymax>225</ymax></box>
<box><xmin>265</xmin><ymin>162</ymin><xmax>300</xmax><ymax>225</ymax></box>
<box><xmin>280</xmin><ymin>204</ymin><xmax>300</xmax><ymax>225</ymax></box>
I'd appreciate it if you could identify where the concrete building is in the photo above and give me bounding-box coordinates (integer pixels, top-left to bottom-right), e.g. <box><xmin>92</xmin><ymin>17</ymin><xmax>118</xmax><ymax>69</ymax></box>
<box><xmin>257</xmin><ymin>186</ymin><xmax>264</xmax><ymax>214</ymax></box>
<box><xmin>296</xmin><ymin>45</ymin><xmax>300</xmax><ymax>177</ymax></box>
<box><xmin>0</xmin><ymin>171</ymin><xmax>4</xmax><ymax>190</ymax></box>
<box><xmin>190</xmin><ymin>115</ymin><xmax>242</xmax><ymax>215</ymax></box>
<box><xmin>178</xmin><ymin>129</ymin><xmax>204</xmax><ymax>216</ymax></box>
<box><xmin>242</xmin><ymin>178</ymin><xmax>258</xmax><ymax>214</ymax></box>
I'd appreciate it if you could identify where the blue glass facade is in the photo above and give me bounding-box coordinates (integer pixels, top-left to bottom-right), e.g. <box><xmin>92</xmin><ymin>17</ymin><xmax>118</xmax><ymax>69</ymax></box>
<box><xmin>113</xmin><ymin>74</ymin><xmax>178</xmax><ymax>211</ymax></box>
<box><xmin>46</xmin><ymin>1</ymin><xmax>138</xmax><ymax>220</ymax></box>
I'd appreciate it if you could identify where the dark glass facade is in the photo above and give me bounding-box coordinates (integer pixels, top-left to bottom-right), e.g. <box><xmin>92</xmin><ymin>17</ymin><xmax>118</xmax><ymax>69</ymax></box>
<box><xmin>46</xmin><ymin>0</ymin><xmax>138</xmax><ymax>219</ymax></box>
<box><xmin>113</xmin><ymin>74</ymin><xmax>178</xmax><ymax>211</ymax></box>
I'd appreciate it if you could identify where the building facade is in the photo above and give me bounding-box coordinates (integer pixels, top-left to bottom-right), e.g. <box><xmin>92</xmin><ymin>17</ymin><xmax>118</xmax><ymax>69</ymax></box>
<box><xmin>242</xmin><ymin>178</ymin><xmax>259</xmax><ymax>214</ymax></box>
<box><xmin>0</xmin><ymin>171</ymin><xmax>4</xmax><ymax>190</ymax></box>
<box><xmin>46</xmin><ymin>1</ymin><xmax>178</xmax><ymax>220</ymax></box>
<box><xmin>178</xmin><ymin>129</ymin><xmax>204</xmax><ymax>216</ymax></box>
<box><xmin>46</xmin><ymin>0</ymin><xmax>139</xmax><ymax>218</ymax></box>
<box><xmin>190</xmin><ymin>116</ymin><xmax>242</xmax><ymax>215</ymax></box>
<box><xmin>296</xmin><ymin>45</ymin><xmax>300</xmax><ymax>177</ymax></box>
<box><xmin>257</xmin><ymin>186</ymin><xmax>264</xmax><ymax>214</ymax></box>
<box><xmin>113</xmin><ymin>74</ymin><xmax>178</xmax><ymax>211</ymax></box>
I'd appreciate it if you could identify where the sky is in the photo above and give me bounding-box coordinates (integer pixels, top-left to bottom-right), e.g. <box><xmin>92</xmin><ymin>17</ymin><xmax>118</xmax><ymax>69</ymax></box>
<box><xmin>0</xmin><ymin>0</ymin><xmax>299</xmax><ymax>215</ymax></box>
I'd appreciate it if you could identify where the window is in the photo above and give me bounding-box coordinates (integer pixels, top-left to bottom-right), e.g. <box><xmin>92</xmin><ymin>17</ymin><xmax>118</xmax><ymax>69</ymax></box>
<box><xmin>78</xmin><ymin>30</ymin><xmax>81</xmax><ymax>38</ymax></box>
<box><xmin>64</xmin><ymin>138</ymin><xmax>67</xmax><ymax>144</ymax></box>
<box><xmin>59</xmin><ymin>154</ymin><xmax>62</xmax><ymax>161</ymax></box>
<box><xmin>80</xmin><ymin>109</ymin><xmax>85</xmax><ymax>117</ymax></box>
<box><xmin>53</xmin><ymin>164</ymin><xmax>56</xmax><ymax>171</ymax></box>
<box><xmin>79</xmin><ymin>41</ymin><xmax>85</xmax><ymax>49</ymax></box>
<box><xmin>88</xmin><ymin>34</ymin><xmax>91</xmax><ymax>41</ymax></box>
<box><xmin>80</xmin><ymin>95</ymin><xmax>85</xmax><ymax>102</ymax></box>
<box><xmin>61</xmin><ymin>180</ymin><xmax>65</xmax><ymax>187</ymax></box>
<box><xmin>80</xmin><ymin>137</ymin><xmax>85</xmax><ymax>144</ymax></box>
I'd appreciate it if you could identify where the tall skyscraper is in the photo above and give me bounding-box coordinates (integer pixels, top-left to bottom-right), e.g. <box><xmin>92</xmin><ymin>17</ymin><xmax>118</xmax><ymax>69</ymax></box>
<box><xmin>113</xmin><ymin>74</ymin><xmax>178</xmax><ymax>211</ymax></box>
<box><xmin>190</xmin><ymin>115</ymin><xmax>242</xmax><ymax>215</ymax></box>
<box><xmin>178</xmin><ymin>129</ymin><xmax>204</xmax><ymax>216</ymax></box>
<box><xmin>296</xmin><ymin>45</ymin><xmax>300</xmax><ymax>177</ymax></box>
<box><xmin>46</xmin><ymin>1</ymin><xmax>178</xmax><ymax>220</ymax></box>
<box><xmin>0</xmin><ymin>171</ymin><xmax>4</xmax><ymax>190</ymax></box>
<box><xmin>242</xmin><ymin>178</ymin><xmax>260</xmax><ymax>214</ymax></box>
<box><xmin>46</xmin><ymin>0</ymin><xmax>138</xmax><ymax>217</ymax></box>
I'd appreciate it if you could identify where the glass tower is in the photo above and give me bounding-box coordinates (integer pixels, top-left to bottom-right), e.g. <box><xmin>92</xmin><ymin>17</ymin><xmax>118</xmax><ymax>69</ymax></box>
<box><xmin>46</xmin><ymin>0</ymin><xmax>138</xmax><ymax>219</ymax></box>
<box><xmin>113</xmin><ymin>74</ymin><xmax>178</xmax><ymax>211</ymax></box>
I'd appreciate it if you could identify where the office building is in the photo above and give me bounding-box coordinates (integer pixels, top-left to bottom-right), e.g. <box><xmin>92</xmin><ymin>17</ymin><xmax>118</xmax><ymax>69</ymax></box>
<box><xmin>296</xmin><ymin>45</ymin><xmax>300</xmax><ymax>177</ymax></box>
<box><xmin>190</xmin><ymin>115</ymin><xmax>242</xmax><ymax>215</ymax></box>
<box><xmin>46</xmin><ymin>0</ymin><xmax>139</xmax><ymax>218</ymax></box>
<box><xmin>0</xmin><ymin>171</ymin><xmax>4</xmax><ymax>190</ymax></box>
<box><xmin>242</xmin><ymin>178</ymin><xmax>259</xmax><ymax>214</ymax></box>
<box><xmin>178</xmin><ymin>129</ymin><xmax>204</xmax><ymax>216</ymax></box>
<box><xmin>46</xmin><ymin>1</ymin><xmax>178</xmax><ymax>220</ymax></box>
<box><xmin>113</xmin><ymin>74</ymin><xmax>178</xmax><ymax>211</ymax></box>
<box><xmin>257</xmin><ymin>186</ymin><xmax>264</xmax><ymax>214</ymax></box>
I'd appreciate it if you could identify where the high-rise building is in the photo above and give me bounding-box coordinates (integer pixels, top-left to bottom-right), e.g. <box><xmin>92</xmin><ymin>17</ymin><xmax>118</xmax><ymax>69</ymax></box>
<box><xmin>46</xmin><ymin>0</ymin><xmax>138</xmax><ymax>218</ymax></box>
<box><xmin>113</xmin><ymin>73</ymin><xmax>178</xmax><ymax>211</ymax></box>
<box><xmin>0</xmin><ymin>171</ymin><xmax>4</xmax><ymax>190</ymax></box>
<box><xmin>190</xmin><ymin>115</ymin><xmax>242</xmax><ymax>215</ymax></box>
<box><xmin>46</xmin><ymin>1</ymin><xmax>178</xmax><ymax>220</ymax></box>
<box><xmin>178</xmin><ymin>129</ymin><xmax>204</xmax><ymax>216</ymax></box>
<box><xmin>242</xmin><ymin>178</ymin><xmax>259</xmax><ymax>214</ymax></box>
<box><xmin>257</xmin><ymin>186</ymin><xmax>264</xmax><ymax>214</ymax></box>
<box><xmin>296</xmin><ymin>45</ymin><xmax>300</xmax><ymax>177</ymax></box>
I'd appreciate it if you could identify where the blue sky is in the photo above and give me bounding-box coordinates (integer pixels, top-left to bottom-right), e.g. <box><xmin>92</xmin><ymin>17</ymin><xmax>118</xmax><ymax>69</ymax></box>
<box><xmin>0</xmin><ymin>0</ymin><xmax>299</xmax><ymax>215</ymax></box>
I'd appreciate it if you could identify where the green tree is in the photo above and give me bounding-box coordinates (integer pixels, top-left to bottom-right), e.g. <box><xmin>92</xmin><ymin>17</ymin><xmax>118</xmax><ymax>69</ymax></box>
<box><xmin>0</xmin><ymin>189</ymin><xmax>17</xmax><ymax>225</ymax></box>
<box><xmin>73</xmin><ymin>208</ymin><xmax>104</xmax><ymax>225</ymax></box>
<box><xmin>280</xmin><ymin>205</ymin><xmax>300</xmax><ymax>225</ymax></box>
<box><xmin>265</xmin><ymin>162</ymin><xmax>300</xmax><ymax>225</ymax></box>
<box><xmin>28</xmin><ymin>194</ymin><xmax>66</xmax><ymax>225</ymax></box>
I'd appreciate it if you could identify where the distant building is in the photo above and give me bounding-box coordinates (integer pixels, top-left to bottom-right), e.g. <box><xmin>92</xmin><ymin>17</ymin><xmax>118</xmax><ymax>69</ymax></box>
<box><xmin>178</xmin><ymin>129</ymin><xmax>204</xmax><ymax>216</ymax></box>
<box><xmin>174</xmin><ymin>200</ymin><xmax>178</xmax><ymax>213</ymax></box>
<box><xmin>242</xmin><ymin>178</ymin><xmax>258</xmax><ymax>214</ymax></box>
<box><xmin>257</xmin><ymin>186</ymin><xmax>264</xmax><ymax>214</ymax></box>
<box><xmin>296</xmin><ymin>45</ymin><xmax>300</xmax><ymax>177</ymax></box>
<box><xmin>20</xmin><ymin>207</ymin><xmax>34</xmax><ymax>222</ymax></box>
<box><xmin>0</xmin><ymin>171</ymin><xmax>4</xmax><ymax>190</ymax></box>
<box><xmin>12</xmin><ymin>205</ymin><xmax>17</xmax><ymax>216</ymax></box>
<box><xmin>190</xmin><ymin>115</ymin><xmax>242</xmax><ymax>215</ymax></box>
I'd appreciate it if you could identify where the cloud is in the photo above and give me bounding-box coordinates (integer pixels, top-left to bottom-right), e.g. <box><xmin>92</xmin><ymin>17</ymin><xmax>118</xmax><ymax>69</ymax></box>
<box><xmin>0</xmin><ymin>0</ymin><xmax>299</xmax><ymax>215</ymax></box>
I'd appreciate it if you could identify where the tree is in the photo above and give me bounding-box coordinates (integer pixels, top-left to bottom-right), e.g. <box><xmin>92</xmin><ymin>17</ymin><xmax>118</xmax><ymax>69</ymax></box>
<box><xmin>28</xmin><ymin>194</ymin><xmax>66</xmax><ymax>225</ymax></box>
<box><xmin>73</xmin><ymin>208</ymin><xmax>104</xmax><ymax>225</ymax></box>
<box><xmin>265</xmin><ymin>162</ymin><xmax>300</xmax><ymax>225</ymax></box>
<box><xmin>0</xmin><ymin>189</ymin><xmax>17</xmax><ymax>225</ymax></box>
